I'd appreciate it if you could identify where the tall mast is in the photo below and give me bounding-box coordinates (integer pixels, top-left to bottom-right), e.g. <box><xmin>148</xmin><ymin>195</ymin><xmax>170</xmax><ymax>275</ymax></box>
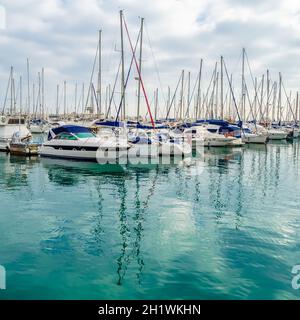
<box><xmin>215</xmin><ymin>72</ymin><xmax>219</xmax><ymax>119</ymax></box>
<box><xmin>32</xmin><ymin>83</ymin><xmax>35</xmax><ymax>117</ymax></box>
<box><xmin>220</xmin><ymin>56</ymin><xmax>224</xmax><ymax>119</ymax></box>
<box><xmin>296</xmin><ymin>91</ymin><xmax>299</xmax><ymax>124</ymax></box>
<box><xmin>167</xmin><ymin>86</ymin><xmax>170</xmax><ymax>119</ymax></box>
<box><xmin>41</xmin><ymin>67</ymin><xmax>44</xmax><ymax>118</ymax></box>
<box><xmin>260</xmin><ymin>74</ymin><xmax>264</xmax><ymax>122</ymax></box>
<box><xmin>241</xmin><ymin>48</ymin><xmax>245</xmax><ymax>122</ymax></box>
<box><xmin>187</xmin><ymin>71</ymin><xmax>191</xmax><ymax>118</ymax></box>
<box><xmin>266</xmin><ymin>69</ymin><xmax>269</xmax><ymax>122</ymax></box>
<box><xmin>10</xmin><ymin>66</ymin><xmax>13</xmax><ymax>114</ymax></box>
<box><xmin>19</xmin><ymin>76</ymin><xmax>22</xmax><ymax>114</ymax></box>
<box><xmin>120</xmin><ymin>10</ymin><xmax>125</xmax><ymax>120</ymax></box>
<box><xmin>75</xmin><ymin>82</ymin><xmax>78</xmax><ymax>115</ymax></box>
<box><xmin>27</xmin><ymin>58</ymin><xmax>30</xmax><ymax>115</ymax></box>
<box><xmin>180</xmin><ymin>69</ymin><xmax>184</xmax><ymax>120</ymax></box>
<box><xmin>277</xmin><ymin>73</ymin><xmax>282</xmax><ymax>123</ymax></box>
<box><xmin>97</xmin><ymin>29</ymin><xmax>102</xmax><ymax>116</ymax></box>
<box><xmin>154</xmin><ymin>88</ymin><xmax>158</xmax><ymax>121</ymax></box>
<box><xmin>82</xmin><ymin>83</ymin><xmax>85</xmax><ymax>114</ymax></box>
<box><xmin>56</xmin><ymin>84</ymin><xmax>59</xmax><ymax>116</ymax></box>
<box><xmin>254</xmin><ymin>77</ymin><xmax>257</xmax><ymax>120</ymax></box>
<box><xmin>137</xmin><ymin>17</ymin><xmax>144</xmax><ymax>121</ymax></box>
<box><xmin>196</xmin><ymin>59</ymin><xmax>203</xmax><ymax>119</ymax></box>
<box><xmin>64</xmin><ymin>80</ymin><xmax>66</xmax><ymax>117</ymax></box>
<box><xmin>38</xmin><ymin>72</ymin><xmax>41</xmax><ymax>117</ymax></box>
<box><xmin>272</xmin><ymin>82</ymin><xmax>277</xmax><ymax>121</ymax></box>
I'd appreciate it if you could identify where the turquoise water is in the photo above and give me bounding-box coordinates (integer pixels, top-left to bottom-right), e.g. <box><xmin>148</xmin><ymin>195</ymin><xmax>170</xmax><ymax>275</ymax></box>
<box><xmin>0</xmin><ymin>141</ymin><xmax>300</xmax><ymax>300</ymax></box>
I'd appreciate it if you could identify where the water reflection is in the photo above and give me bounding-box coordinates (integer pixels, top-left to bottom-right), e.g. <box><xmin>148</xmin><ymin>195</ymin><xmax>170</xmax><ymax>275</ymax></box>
<box><xmin>0</xmin><ymin>141</ymin><xmax>300</xmax><ymax>299</ymax></box>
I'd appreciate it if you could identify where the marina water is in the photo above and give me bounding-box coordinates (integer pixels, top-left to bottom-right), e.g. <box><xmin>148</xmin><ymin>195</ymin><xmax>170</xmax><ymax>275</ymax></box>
<box><xmin>0</xmin><ymin>141</ymin><xmax>300</xmax><ymax>299</ymax></box>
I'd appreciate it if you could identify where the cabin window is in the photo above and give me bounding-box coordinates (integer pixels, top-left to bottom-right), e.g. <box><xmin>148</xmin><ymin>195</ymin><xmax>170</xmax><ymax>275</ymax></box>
<box><xmin>55</xmin><ymin>132</ymin><xmax>78</xmax><ymax>140</ymax></box>
<box><xmin>75</xmin><ymin>132</ymin><xmax>95</xmax><ymax>138</ymax></box>
<box><xmin>8</xmin><ymin>118</ymin><xmax>25</xmax><ymax>125</ymax></box>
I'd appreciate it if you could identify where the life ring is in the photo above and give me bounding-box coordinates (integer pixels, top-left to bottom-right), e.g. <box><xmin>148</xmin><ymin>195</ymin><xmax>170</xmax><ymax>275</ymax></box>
<box><xmin>0</xmin><ymin>116</ymin><xmax>6</xmax><ymax>124</ymax></box>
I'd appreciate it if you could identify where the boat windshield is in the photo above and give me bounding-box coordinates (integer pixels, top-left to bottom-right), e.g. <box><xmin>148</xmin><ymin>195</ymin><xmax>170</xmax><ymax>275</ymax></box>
<box><xmin>55</xmin><ymin>132</ymin><xmax>78</xmax><ymax>140</ymax></box>
<box><xmin>75</xmin><ymin>132</ymin><xmax>95</xmax><ymax>138</ymax></box>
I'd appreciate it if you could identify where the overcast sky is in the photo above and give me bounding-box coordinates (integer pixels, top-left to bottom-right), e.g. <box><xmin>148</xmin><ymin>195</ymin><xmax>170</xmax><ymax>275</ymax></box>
<box><xmin>1</xmin><ymin>0</ymin><xmax>300</xmax><ymax>116</ymax></box>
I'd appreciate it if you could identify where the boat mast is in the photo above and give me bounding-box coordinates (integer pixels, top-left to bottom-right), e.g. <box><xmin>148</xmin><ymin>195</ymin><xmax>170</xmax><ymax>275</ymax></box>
<box><xmin>254</xmin><ymin>77</ymin><xmax>257</xmax><ymax>120</ymax></box>
<box><xmin>215</xmin><ymin>71</ymin><xmax>219</xmax><ymax>119</ymax></box>
<box><xmin>220</xmin><ymin>56</ymin><xmax>224</xmax><ymax>119</ymax></box>
<box><xmin>38</xmin><ymin>72</ymin><xmax>41</xmax><ymax>117</ymax></box>
<box><xmin>120</xmin><ymin>10</ymin><xmax>125</xmax><ymax>120</ymax></box>
<box><xmin>74</xmin><ymin>82</ymin><xmax>78</xmax><ymax>115</ymax></box>
<box><xmin>196</xmin><ymin>59</ymin><xmax>203</xmax><ymax>119</ymax></box>
<box><xmin>180</xmin><ymin>69</ymin><xmax>184</xmax><ymax>120</ymax></box>
<box><xmin>137</xmin><ymin>17</ymin><xmax>144</xmax><ymax>121</ymax></box>
<box><xmin>56</xmin><ymin>84</ymin><xmax>59</xmax><ymax>116</ymax></box>
<box><xmin>19</xmin><ymin>76</ymin><xmax>22</xmax><ymax>114</ymax></box>
<box><xmin>42</xmin><ymin>68</ymin><xmax>45</xmax><ymax>119</ymax></box>
<box><xmin>97</xmin><ymin>29</ymin><xmax>102</xmax><ymax>116</ymax></box>
<box><xmin>27</xmin><ymin>58</ymin><xmax>30</xmax><ymax>116</ymax></box>
<box><xmin>32</xmin><ymin>83</ymin><xmax>35</xmax><ymax>118</ymax></box>
<box><xmin>266</xmin><ymin>69</ymin><xmax>269</xmax><ymax>123</ymax></box>
<box><xmin>154</xmin><ymin>88</ymin><xmax>158</xmax><ymax>121</ymax></box>
<box><xmin>272</xmin><ymin>82</ymin><xmax>277</xmax><ymax>121</ymax></box>
<box><xmin>64</xmin><ymin>80</ymin><xmax>66</xmax><ymax>117</ymax></box>
<box><xmin>277</xmin><ymin>72</ymin><xmax>282</xmax><ymax>123</ymax></box>
<box><xmin>167</xmin><ymin>86</ymin><xmax>170</xmax><ymax>119</ymax></box>
<box><xmin>10</xmin><ymin>66</ymin><xmax>13</xmax><ymax>114</ymax></box>
<box><xmin>82</xmin><ymin>83</ymin><xmax>85</xmax><ymax>114</ymax></box>
<box><xmin>187</xmin><ymin>71</ymin><xmax>191</xmax><ymax>119</ymax></box>
<box><xmin>241</xmin><ymin>48</ymin><xmax>245</xmax><ymax>122</ymax></box>
<box><xmin>296</xmin><ymin>91</ymin><xmax>299</xmax><ymax>125</ymax></box>
<box><xmin>260</xmin><ymin>74</ymin><xmax>264</xmax><ymax>123</ymax></box>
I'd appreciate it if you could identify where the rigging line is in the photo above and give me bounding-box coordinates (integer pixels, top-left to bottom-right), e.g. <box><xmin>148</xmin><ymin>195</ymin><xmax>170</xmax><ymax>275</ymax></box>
<box><xmin>260</xmin><ymin>82</ymin><xmax>275</xmax><ymax>121</ymax></box>
<box><xmin>184</xmin><ymin>72</ymin><xmax>200</xmax><ymax>119</ymax></box>
<box><xmin>123</xmin><ymin>16</ymin><xmax>155</xmax><ymax>128</ymax></box>
<box><xmin>165</xmin><ymin>72</ymin><xmax>183</xmax><ymax>119</ymax></box>
<box><xmin>223</xmin><ymin>58</ymin><xmax>245</xmax><ymax>136</ymax></box>
<box><xmin>281</xmin><ymin>79</ymin><xmax>297</xmax><ymax>122</ymax></box>
<box><xmin>244</xmin><ymin>51</ymin><xmax>265</xmax><ymax>117</ymax></box>
<box><xmin>115</xmin><ymin>29</ymin><xmax>141</xmax><ymax>121</ymax></box>
<box><xmin>106</xmin><ymin>58</ymin><xmax>122</xmax><ymax>118</ymax></box>
<box><xmin>244</xmin><ymin>82</ymin><xmax>258</xmax><ymax>130</ymax></box>
<box><xmin>2</xmin><ymin>72</ymin><xmax>11</xmax><ymax>114</ymax></box>
<box><xmin>144</xmin><ymin>22</ymin><xmax>167</xmax><ymax>105</ymax></box>
<box><xmin>85</xmin><ymin>42</ymin><xmax>99</xmax><ymax>109</ymax></box>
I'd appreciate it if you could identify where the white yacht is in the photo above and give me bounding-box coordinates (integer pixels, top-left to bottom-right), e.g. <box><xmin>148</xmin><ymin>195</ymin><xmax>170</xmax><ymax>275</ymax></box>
<box><xmin>267</xmin><ymin>129</ymin><xmax>288</xmax><ymax>140</ymax></box>
<box><xmin>241</xmin><ymin>127</ymin><xmax>267</xmax><ymax>144</ymax></box>
<box><xmin>29</xmin><ymin>119</ymin><xmax>50</xmax><ymax>133</ymax></box>
<box><xmin>184</xmin><ymin>126</ymin><xmax>243</xmax><ymax>147</ymax></box>
<box><xmin>0</xmin><ymin>115</ymin><xmax>31</xmax><ymax>151</ymax></box>
<box><xmin>39</xmin><ymin>125</ymin><xmax>131</xmax><ymax>162</ymax></box>
<box><xmin>153</xmin><ymin>130</ymin><xmax>192</xmax><ymax>156</ymax></box>
<box><xmin>127</xmin><ymin>129</ymin><xmax>159</xmax><ymax>158</ymax></box>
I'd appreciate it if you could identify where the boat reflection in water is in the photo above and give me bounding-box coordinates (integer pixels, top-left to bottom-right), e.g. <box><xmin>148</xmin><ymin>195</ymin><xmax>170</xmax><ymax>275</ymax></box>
<box><xmin>0</xmin><ymin>141</ymin><xmax>300</xmax><ymax>299</ymax></box>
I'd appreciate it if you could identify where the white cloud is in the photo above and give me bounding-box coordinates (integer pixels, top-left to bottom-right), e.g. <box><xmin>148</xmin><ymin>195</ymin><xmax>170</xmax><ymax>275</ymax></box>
<box><xmin>0</xmin><ymin>0</ymin><xmax>300</xmax><ymax>117</ymax></box>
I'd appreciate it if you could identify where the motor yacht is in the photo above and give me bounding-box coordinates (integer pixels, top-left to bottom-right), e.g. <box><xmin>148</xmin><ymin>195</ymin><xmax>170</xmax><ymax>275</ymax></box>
<box><xmin>0</xmin><ymin>115</ymin><xmax>31</xmax><ymax>151</ymax></box>
<box><xmin>39</xmin><ymin>125</ymin><xmax>131</xmax><ymax>162</ymax></box>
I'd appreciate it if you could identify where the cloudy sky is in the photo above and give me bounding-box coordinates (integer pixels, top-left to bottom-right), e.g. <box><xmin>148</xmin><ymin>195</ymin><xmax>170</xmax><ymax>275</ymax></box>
<box><xmin>1</xmin><ymin>0</ymin><xmax>300</xmax><ymax>116</ymax></box>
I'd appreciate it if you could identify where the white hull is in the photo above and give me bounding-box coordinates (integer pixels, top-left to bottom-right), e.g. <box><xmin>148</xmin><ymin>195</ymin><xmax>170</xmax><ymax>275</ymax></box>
<box><xmin>268</xmin><ymin>130</ymin><xmax>287</xmax><ymax>140</ymax></box>
<box><xmin>242</xmin><ymin>133</ymin><xmax>267</xmax><ymax>144</ymax></box>
<box><xmin>30</xmin><ymin>125</ymin><xmax>46</xmax><ymax>134</ymax></box>
<box><xmin>0</xmin><ymin>121</ymin><xmax>30</xmax><ymax>151</ymax></box>
<box><xmin>0</xmin><ymin>139</ymin><xmax>9</xmax><ymax>151</ymax></box>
